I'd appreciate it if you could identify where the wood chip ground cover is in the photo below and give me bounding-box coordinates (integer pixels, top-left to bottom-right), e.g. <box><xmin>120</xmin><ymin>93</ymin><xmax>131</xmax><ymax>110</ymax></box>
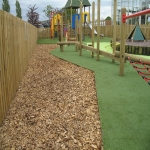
<box><xmin>0</xmin><ymin>44</ymin><xmax>102</xmax><ymax>150</ymax></box>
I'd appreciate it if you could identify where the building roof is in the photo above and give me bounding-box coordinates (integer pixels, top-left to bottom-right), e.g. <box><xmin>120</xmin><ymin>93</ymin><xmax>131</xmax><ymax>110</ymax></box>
<box><xmin>63</xmin><ymin>0</ymin><xmax>91</xmax><ymax>9</ymax></box>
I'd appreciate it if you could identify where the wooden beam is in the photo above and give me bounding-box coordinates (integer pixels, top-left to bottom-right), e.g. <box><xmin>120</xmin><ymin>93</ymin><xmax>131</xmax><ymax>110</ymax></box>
<box><xmin>99</xmin><ymin>51</ymin><xmax>120</xmax><ymax>61</ymax></box>
<box><xmin>82</xmin><ymin>44</ymin><xmax>97</xmax><ymax>53</ymax></box>
<box><xmin>82</xmin><ymin>44</ymin><xmax>120</xmax><ymax>61</ymax></box>
<box><xmin>57</xmin><ymin>41</ymin><xmax>79</xmax><ymax>45</ymax></box>
<box><xmin>57</xmin><ymin>41</ymin><xmax>121</xmax><ymax>62</ymax></box>
<box><xmin>115</xmin><ymin>51</ymin><xmax>150</xmax><ymax>63</ymax></box>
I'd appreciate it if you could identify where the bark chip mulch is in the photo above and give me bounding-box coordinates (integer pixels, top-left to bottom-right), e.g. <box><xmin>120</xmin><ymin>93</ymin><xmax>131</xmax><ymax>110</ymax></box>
<box><xmin>0</xmin><ymin>44</ymin><xmax>102</xmax><ymax>150</ymax></box>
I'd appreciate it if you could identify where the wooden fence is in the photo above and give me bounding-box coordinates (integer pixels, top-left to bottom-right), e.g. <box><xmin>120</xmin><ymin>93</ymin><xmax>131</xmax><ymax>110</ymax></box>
<box><xmin>38</xmin><ymin>28</ymin><xmax>50</xmax><ymax>39</ymax></box>
<box><xmin>100</xmin><ymin>24</ymin><xmax>150</xmax><ymax>40</ymax></box>
<box><xmin>0</xmin><ymin>10</ymin><xmax>38</xmax><ymax>125</ymax></box>
<box><xmin>38</xmin><ymin>24</ymin><xmax>150</xmax><ymax>40</ymax></box>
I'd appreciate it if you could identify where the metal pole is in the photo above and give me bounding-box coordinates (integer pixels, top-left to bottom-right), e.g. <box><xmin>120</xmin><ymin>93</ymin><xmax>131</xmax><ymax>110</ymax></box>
<box><xmin>122</xmin><ymin>9</ymin><xmax>150</xmax><ymax>23</ymax></box>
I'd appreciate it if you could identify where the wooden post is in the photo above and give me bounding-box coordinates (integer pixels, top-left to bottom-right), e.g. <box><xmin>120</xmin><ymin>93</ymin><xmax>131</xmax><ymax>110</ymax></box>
<box><xmin>65</xmin><ymin>9</ymin><xmax>67</xmax><ymax>25</ymax></box>
<box><xmin>112</xmin><ymin>0</ymin><xmax>117</xmax><ymax>62</ymax></box>
<box><xmin>92</xmin><ymin>2</ymin><xmax>95</xmax><ymax>57</ymax></box>
<box><xmin>84</xmin><ymin>7</ymin><xmax>85</xmax><ymax>39</ymax></box>
<box><xmin>120</xmin><ymin>8</ymin><xmax>126</xmax><ymax>76</ymax></box>
<box><xmin>89</xmin><ymin>6</ymin><xmax>91</xmax><ymax>22</ymax></box>
<box><xmin>57</xmin><ymin>13</ymin><xmax>58</xmax><ymax>38</ymax></box>
<box><xmin>97</xmin><ymin>0</ymin><xmax>100</xmax><ymax>61</ymax></box>
<box><xmin>75</xmin><ymin>16</ymin><xmax>78</xmax><ymax>52</ymax></box>
<box><xmin>71</xmin><ymin>7</ymin><xmax>72</xmax><ymax>37</ymax></box>
<box><xmin>80</xmin><ymin>4</ymin><xmax>83</xmax><ymax>56</ymax></box>
<box><xmin>60</xmin><ymin>16</ymin><xmax>63</xmax><ymax>52</ymax></box>
<box><xmin>67</xmin><ymin>20</ymin><xmax>70</xmax><ymax>40</ymax></box>
<box><xmin>61</xmin><ymin>15</ymin><xmax>63</xmax><ymax>41</ymax></box>
<box><xmin>53</xmin><ymin>14</ymin><xmax>55</xmax><ymax>39</ymax></box>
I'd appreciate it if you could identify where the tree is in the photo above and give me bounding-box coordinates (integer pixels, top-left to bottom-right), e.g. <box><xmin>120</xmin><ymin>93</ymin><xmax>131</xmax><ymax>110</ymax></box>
<box><xmin>43</xmin><ymin>5</ymin><xmax>54</xmax><ymax>19</ymax></box>
<box><xmin>16</xmin><ymin>0</ymin><xmax>22</xmax><ymax>19</ymax></box>
<box><xmin>105</xmin><ymin>16</ymin><xmax>111</xmax><ymax>20</ymax></box>
<box><xmin>26</xmin><ymin>4</ymin><xmax>41</xmax><ymax>27</ymax></box>
<box><xmin>2</xmin><ymin>0</ymin><xmax>10</xmax><ymax>12</ymax></box>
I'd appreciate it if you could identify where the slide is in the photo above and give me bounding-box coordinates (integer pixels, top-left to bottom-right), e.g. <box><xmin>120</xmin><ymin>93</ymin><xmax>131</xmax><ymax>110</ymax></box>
<box><xmin>86</xmin><ymin>22</ymin><xmax>104</xmax><ymax>37</ymax></box>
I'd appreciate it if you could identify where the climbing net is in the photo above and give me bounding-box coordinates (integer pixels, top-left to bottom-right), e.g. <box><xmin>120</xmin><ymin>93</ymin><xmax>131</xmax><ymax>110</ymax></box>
<box><xmin>128</xmin><ymin>57</ymin><xmax>150</xmax><ymax>85</ymax></box>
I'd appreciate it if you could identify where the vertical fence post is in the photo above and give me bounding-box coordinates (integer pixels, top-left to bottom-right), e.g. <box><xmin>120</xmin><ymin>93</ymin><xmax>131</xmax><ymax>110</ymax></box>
<box><xmin>120</xmin><ymin>8</ymin><xmax>126</xmax><ymax>76</ymax></box>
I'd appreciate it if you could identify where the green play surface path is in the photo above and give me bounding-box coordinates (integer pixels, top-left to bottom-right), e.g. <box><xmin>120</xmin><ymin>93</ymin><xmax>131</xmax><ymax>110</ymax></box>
<box><xmin>39</xmin><ymin>37</ymin><xmax>150</xmax><ymax>150</ymax></box>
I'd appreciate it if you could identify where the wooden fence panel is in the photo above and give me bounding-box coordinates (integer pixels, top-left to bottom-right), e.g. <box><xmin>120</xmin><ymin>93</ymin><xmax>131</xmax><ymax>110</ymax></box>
<box><xmin>0</xmin><ymin>10</ymin><xmax>5</xmax><ymax>125</ymax></box>
<box><xmin>38</xmin><ymin>28</ymin><xmax>50</xmax><ymax>39</ymax></box>
<box><xmin>37</xmin><ymin>24</ymin><xmax>150</xmax><ymax>40</ymax></box>
<box><xmin>0</xmin><ymin>10</ymin><xmax>37</xmax><ymax>125</ymax></box>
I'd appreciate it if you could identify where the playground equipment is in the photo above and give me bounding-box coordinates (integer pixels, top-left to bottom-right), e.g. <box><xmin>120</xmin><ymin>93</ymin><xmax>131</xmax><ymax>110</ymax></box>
<box><xmin>57</xmin><ymin>0</ymin><xmax>150</xmax><ymax>84</ymax></box>
<box><xmin>115</xmin><ymin>22</ymin><xmax>150</xmax><ymax>56</ymax></box>
<box><xmin>64</xmin><ymin>0</ymin><xmax>91</xmax><ymax>40</ymax></box>
<box><xmin>119</xmin><ymin>7</ymin><xmax>150</xmax><ymax>76</ymax></box>
<box><xmin>50</xmin><ymin>12</ymin><xmax>67</xmax><ymax>39</ymax></box>
<box><xmin>82</xmin><ymin>12</ymin><xmax>90</xmax><ymax>23</ymax></box>
<box><xmin>128</xmin><ymin>57</ymin><xmax>150</xmax><ymax>85</ymax></box>
<box><xmin>50</xmin><ymin>13</ymin><xmax>61</xmax><ymax>38</ymax></box>
<box><xmin>86</xmin><ymin>22</ymin><xmax>104</xmax><ymax>38</ymax></box>
<box><xmin>111</xmin><ymin>24</ymin><xmax>150</xmax><ymax>55</ymax></box>
<box><xmin>66</xmin><ymin>12</ymin><xmax>89</xmax><ymax>41</ymax></box>
<box><xmin>126</xmin><ymin>23</ymin><xmax>147</xmax><ymax>42</ymax></box>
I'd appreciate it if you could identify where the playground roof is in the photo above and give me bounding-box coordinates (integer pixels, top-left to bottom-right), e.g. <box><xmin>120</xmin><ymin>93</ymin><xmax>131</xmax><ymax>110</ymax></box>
<box><xmin>127</xmin><ymin>23</ymin><xmax>147</xmax><ymax>41</ymax></box>
<box><xmin>63</xmin><ymin>0</ymin><xmax>91</xmax><ymax>9</ymax></box>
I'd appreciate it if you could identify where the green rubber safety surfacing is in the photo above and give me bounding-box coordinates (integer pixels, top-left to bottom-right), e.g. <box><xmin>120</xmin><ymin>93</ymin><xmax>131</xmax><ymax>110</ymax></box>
<box><xmin>49</xmin><ymin>37</ymin><xmax>150</xmax><ymax>150</ymax></box>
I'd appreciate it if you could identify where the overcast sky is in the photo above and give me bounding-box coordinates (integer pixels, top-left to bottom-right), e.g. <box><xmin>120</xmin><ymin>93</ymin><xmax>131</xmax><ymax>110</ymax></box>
<box><xmin>0</xmin><ymin>0</ymin><xmax>112</xmax><ymax>22</ymax></box>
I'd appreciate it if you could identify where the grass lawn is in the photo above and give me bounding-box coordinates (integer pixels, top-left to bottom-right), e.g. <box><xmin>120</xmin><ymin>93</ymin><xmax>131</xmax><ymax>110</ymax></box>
<box><xmin>40</xmin><ymin>36</ymin><xmax>150</xmax><ymax>150</ymax></box>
